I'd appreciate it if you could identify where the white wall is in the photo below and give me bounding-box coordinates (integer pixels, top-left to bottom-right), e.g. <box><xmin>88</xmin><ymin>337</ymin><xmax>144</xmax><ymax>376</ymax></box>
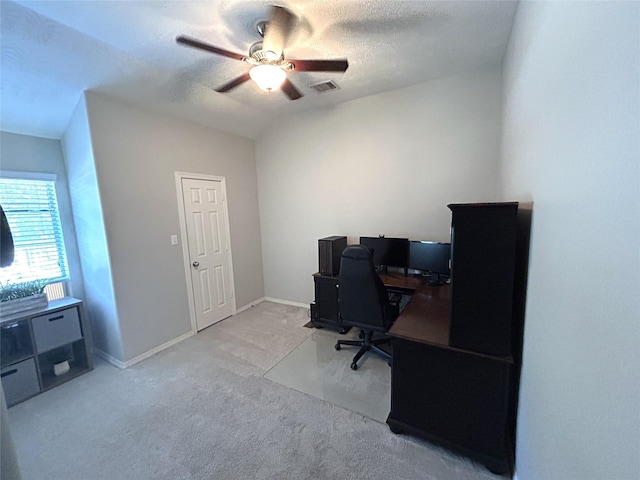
<box><xmin>501</xmin><ymin>2</ymin><xmax>639</xmax><ymax>479</ymax></box>
<box><xmin>0</xmin><ymin>131</ymin><xmax>85</xmax><ymax>301</ymax></box>
<box><xmin>62</xmin><ymin>96</ymin><xmax>124</xmax><ymax>361</ymax></box>
<box><xmin>81</xmin><ymin>91</ymin><xmax>263</xmax><ymax>363</ymax></box>
<box><xmin>256</xmin><ymin>67</ymin><xmax>503</xmax><ymax>304</ymax></box>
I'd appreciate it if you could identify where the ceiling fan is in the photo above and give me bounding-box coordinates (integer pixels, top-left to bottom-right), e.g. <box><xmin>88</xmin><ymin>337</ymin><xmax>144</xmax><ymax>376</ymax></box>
<box><xmin>176</xmin><ymin>5</ymin><xmax>349</xmax><ymax>100</ymax></box>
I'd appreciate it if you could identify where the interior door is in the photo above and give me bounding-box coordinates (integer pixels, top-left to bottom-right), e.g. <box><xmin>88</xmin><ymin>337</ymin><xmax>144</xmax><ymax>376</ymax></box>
<box><xmin>181</xmin><ymin>177</ymin><xmax>234</xmax><ymax>330</ymax></box>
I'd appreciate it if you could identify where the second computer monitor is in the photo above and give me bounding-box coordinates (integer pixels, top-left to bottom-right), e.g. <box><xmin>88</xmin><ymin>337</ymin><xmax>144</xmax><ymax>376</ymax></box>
<box><xmin>359</xmin><ymin>237</ymin><xmax>409</xmax><ymax>269</ymax></box>
<box><xmin>408</xmin><ymin>241</ymin><xmax>451</xmax><ymax>276</ymax></box>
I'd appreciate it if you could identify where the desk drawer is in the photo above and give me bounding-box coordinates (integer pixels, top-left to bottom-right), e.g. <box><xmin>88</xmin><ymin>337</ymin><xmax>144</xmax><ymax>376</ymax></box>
<box><xmin>32</xmin><ymin>307</ymin><xmax>82</xmax><ymax>353</ymax></box>
<box><xmin>1</xmin><ymin>358</ymin><xmax>40</xmax><ymax>406</ymax></box>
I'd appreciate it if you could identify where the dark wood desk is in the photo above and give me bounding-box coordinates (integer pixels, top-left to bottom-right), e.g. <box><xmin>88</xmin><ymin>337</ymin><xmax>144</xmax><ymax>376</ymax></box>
<box><xmin>311</xmin><ymin>204</ymin><xmax>520</xmax><ymax>475</ymax></box>
<box><xmin>312</xmin><ymin>272</ymin><xmax>514</xmax><ymax>473</ymax></box>
<box><xmin>386</xmin><ymin>282</ymin><xmax>451</xmax><ymax>346</ymax></box>
<box><xmin>377</xmin><ymin>272</ymin><xmax>424</xmax><ymax>294</ymax></box>
<box><xmin>311</xmin><ymin>272</ymin><xmax>424</xmax><ymax>331</ymax></box>
<box><xmin>311</xmin><ymin>273</ymin><xmax>341</xmax><ymax>330</ymax></box>
<box><xmin>386</xmin><ymin>283</ymin><xmax>514</xmax><ymax>475</ymax></box>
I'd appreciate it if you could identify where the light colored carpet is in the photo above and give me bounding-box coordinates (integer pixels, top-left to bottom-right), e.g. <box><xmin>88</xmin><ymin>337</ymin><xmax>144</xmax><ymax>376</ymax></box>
<box><xmin>6</xmin><ymin>301</ymin><xmax>503</xmax><ymax>480</ymax></box>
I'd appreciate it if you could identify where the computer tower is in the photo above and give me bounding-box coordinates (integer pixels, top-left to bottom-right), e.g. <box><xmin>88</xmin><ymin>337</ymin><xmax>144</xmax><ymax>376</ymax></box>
<box><xmin>318</xmin><ymin>236</ymin><xmax>347</xmax><ymax>276</ymax></box>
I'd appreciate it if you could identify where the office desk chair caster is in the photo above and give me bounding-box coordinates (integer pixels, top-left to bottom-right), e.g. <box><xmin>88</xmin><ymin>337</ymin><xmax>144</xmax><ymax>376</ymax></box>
<box><xmin>335</xmin><ymin>329</ymin><xmax>392</xmax><ymax>370</ymax></box>
<box><xmin>335</xmin><ymin>341</ymin><xmax>361</xmax><ymax>370</ymax></box>
<box><xmin>335</xmin><ymin>341</ymin><xmax>365</xmax><ymax>370</ymax></box>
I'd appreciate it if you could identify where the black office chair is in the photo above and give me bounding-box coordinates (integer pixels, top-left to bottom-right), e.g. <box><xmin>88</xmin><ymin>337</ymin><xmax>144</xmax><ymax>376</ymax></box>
<box><xmin>335</xmin><ymin>245</ymin><xmax>399</xmax><ymax>370</ymax></box>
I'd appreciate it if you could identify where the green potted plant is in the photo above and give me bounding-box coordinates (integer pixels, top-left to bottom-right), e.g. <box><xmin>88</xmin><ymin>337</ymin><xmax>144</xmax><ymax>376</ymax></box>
<box><xmin>0</xmin><ymin>279</ymin><xmax>49</xmax><ymax>318</ymax></box>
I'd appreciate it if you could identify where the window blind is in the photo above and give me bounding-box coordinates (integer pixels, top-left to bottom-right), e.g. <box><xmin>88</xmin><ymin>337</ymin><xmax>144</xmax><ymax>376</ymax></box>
<box><xmin>0</xmin><ymin>177</ymin><xmax>69</xmax><ymax>285</ymax></box>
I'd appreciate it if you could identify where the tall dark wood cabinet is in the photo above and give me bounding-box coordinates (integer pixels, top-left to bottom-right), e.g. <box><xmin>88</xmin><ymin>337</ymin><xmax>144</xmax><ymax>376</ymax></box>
<box><xmin>387</xmin><ymin>202</ymin><xmax>520</xmax><ymax>475</ymax></box>
<box><xmin>449</xmin><ymin>203</ymin><xmax>518</xmax><ymax>357</ymax></box>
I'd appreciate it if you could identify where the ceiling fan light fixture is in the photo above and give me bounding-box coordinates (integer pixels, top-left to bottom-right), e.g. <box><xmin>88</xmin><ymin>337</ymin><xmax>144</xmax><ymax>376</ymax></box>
<box><xmin>176</xmin><ymin>6</ymin><xmax>347</xmax><ymax>101</ymax></box>
<box><xmin>249</xmin><ymin>64</ymin><xmax>286</xmax><ymax>92</ymax></box>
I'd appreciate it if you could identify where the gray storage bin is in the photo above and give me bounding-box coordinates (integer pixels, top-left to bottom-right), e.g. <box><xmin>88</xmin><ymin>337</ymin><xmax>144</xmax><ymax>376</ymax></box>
<box><xmin>1</xmin><ymin>358</ymin><xmax>40</xmax><ymax>406</ymax></box>
<box><xmin>31</xmin><ymin>307</ymin><xmax>82</xmax><ymax>353</ymax></box>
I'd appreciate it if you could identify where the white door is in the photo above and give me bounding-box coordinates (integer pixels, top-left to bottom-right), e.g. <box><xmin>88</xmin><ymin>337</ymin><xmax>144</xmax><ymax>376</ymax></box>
<box><xmin>180</xmin><ymin>177</ymin><xmax>234</xmax><ymax>330</ymax></box>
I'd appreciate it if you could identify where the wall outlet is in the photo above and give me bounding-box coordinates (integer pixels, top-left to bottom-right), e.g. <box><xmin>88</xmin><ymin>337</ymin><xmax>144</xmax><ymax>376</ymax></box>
<box><xmin>171</xmin><ymin>235</ymin><xmax>178</xmax><ymax>246</ymax></box>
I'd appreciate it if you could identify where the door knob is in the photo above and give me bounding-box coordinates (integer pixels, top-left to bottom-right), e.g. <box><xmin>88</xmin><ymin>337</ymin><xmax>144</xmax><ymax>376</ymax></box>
<box><xmin>192</xmin><ymin>261</ymin><xmax>199</xmax><ymax>268</ymax></box>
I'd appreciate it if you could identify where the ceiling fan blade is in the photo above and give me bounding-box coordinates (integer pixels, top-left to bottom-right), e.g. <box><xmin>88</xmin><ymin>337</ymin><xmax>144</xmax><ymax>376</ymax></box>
<box><xmin>263</xmin><ymin>5</ymin><xmax>295</xmax><ymax>57</ymax></box>
<box><xmin>215</xmin><ymin>73</ymin><xmax>251</xmax><ymax>93</ymax></box>
<box><xmin>281</xmin><ymin>78</ymin><xmax>303</xmax><ymax>100</ymax></box>
<box><xmin>176</xmin><ymin>35</ymin><xmax>246</xmax><ymax>61</ymax></box>
<box><xmin>289</xmin><ymin>59</ymin><xmax>349</xmax><ymax>73</ymax></box>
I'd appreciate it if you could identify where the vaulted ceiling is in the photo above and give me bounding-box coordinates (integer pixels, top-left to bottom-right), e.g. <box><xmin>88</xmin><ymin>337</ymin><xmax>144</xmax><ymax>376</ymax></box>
<box><xmin>0</xmin><ymin>0</ymin><xmax>518</xmax><ymax>139</ymax></box>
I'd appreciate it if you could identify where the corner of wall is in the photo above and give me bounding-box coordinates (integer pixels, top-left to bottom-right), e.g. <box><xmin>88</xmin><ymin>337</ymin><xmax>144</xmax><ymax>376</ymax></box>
<box><xmin>61</xmin><ymin>91</ymin><xmax>125</xmax><ymax>363</ymax></box>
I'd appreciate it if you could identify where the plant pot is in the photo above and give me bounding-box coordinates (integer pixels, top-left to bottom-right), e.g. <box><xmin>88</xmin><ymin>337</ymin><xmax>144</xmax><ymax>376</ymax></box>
<box><xmin>0</xmin><ymin>293</ymin><xmax>48</xmax><ymax>319</ymax></box>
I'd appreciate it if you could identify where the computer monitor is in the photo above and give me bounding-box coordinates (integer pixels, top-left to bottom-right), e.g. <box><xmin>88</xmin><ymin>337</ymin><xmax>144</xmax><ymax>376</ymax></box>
<box><xmin>359</xmin><ymin>237</ymin><xmax>409</xmax><ymax>269</ymax></box>
<box><xmin>408</xmin><ymin>241</ymin><xmax>451</xmax><ymax>285</ymax></box>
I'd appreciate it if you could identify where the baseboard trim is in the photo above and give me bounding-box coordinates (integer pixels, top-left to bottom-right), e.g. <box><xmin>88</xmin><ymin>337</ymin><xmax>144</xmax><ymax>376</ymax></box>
<box><xmin>93</xmin><ymin>348</ymin><xmax>127</xmax><ymax>369</ymax></box>
<box><xmin>236</xmin><ymin>297</ymin><xmax>266</xmax><ymax>314</ymax></box>
<box><xmin>94</xmin><ymin>298</ymin><xmax>308</xmax><ymax>370</ymax></box>
<box><xmin>264</xmin><ymin>297</ymin><xmax>310</xmax><ymax>309</ymax></box>
<box><xmin>94</xmin><ymin>330</ymin><xmax>195</xmax><ymax>369</ymax></box>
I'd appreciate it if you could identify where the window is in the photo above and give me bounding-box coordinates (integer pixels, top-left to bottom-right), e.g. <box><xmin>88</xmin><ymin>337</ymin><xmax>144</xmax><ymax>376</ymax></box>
<box><xmin>0</xmin><ymin>173</ymin><xmax>69</xmax><ymax>286</ymax></box>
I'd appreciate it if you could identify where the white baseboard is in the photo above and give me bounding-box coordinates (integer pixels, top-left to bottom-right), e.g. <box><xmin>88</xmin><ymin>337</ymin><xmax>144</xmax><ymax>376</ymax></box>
<box><xmin>236</xmin><ymin>297</ymin><xmax>266</xmax><ymax>314</ymax></box>
<box><xmin>93</xmin><ymin>348</ymin><xmax>127</xmax><ymax>369</ymax></box>
<box><xmin>94</xmin><ymin>298</ymin><xmax>309</xmax><ymax>370</ymax></box>
<box><xmin>94</xmin><ymin>330</ymin><xmax>195</xmax><ymax>369</ymax></box>
<box><xmin>264</xmin><ymin>297</ymin><xmax>310</xmax><ymax>309</ymax></box>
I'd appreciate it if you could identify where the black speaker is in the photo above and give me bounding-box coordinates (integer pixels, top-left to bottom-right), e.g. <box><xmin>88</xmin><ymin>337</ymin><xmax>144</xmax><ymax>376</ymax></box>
<box><xmin>318</xmin><ymin>236</ymin><xmax>347</xmax><ymax>276</ymax></box>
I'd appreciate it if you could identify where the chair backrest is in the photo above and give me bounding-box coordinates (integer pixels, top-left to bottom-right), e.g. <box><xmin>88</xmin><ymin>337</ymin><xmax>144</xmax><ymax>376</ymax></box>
<box><xmin>338</xmin><ymin>245</ymin><xmax>390</xmax><ymax>330</ymax></box>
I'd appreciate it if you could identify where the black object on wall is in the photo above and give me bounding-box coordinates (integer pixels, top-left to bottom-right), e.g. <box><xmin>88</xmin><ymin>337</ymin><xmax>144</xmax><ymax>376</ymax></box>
<box><xmin>318</xmin><ymin>236</ymin><xmax>347</xmax><ymax>276</ymax></box>
<box><xmin>1</xmin><ymin>205</ymin><xmax>14</xmax><ymax>268</ymax></box>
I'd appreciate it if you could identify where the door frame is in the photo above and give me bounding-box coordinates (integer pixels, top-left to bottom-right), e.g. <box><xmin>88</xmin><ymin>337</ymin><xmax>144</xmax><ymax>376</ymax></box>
<box><xmin>175</xmin><ymin>171</ymin><xmax>237</xmax><ymax>333</ymax></box>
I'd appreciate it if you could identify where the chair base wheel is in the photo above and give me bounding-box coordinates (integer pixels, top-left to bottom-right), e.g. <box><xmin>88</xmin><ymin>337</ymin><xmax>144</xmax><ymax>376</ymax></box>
<box><xmin>350</xmin><ymin>362</ymin><xmax>358</xmax><ymax>370</ymax></box>
<box><xmin>335</xmin><ymin>343</ymin><xmax>341</xmax><ymax>351</ymax></box>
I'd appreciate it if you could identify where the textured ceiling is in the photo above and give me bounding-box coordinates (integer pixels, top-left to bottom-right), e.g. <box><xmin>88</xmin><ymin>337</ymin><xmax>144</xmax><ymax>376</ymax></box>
<box><xmin>0</xmin><ymin>0</ymin><xmax>518</xmax><ymax>140</ymax></box>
